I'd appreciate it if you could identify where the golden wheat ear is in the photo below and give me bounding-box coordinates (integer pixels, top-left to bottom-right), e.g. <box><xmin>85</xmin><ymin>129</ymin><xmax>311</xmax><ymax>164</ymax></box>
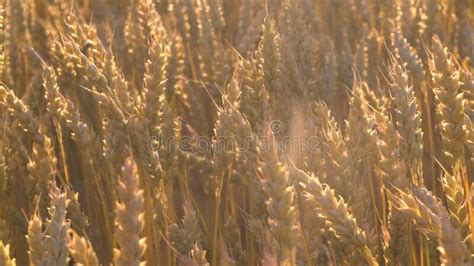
<box><xmin>26</xmin><ymin>211</ymin><xmax>45</xmax><ymax>266</ymax></box>
<box><xmin>258</xmin><ymin>133</ymin><xmax>298</xmax><ymax>265</ymax></box>
<box><xmin>113</xmin><ymin>157</ymin><xmax>146</xmax><ymax>266</ymax></box>
<box><xmin>299</xmin><ymin>171</ymin><xmax>378</xmax><ymax>266</ymax></box>
<box><xmin>393</xmin><ymin>186</ymin><xmax>471</xmax><ymax>265</ymax></box>
<box><xmin>429</xmin><ymin>36</ymin><xmax>469</xmax><ymax>164</ymax></box>
<box><xmin>0</xmin><ymin>240</ymin><xmax>15</xmax><ymax>266</ymax></box>
<box><xmin>44</xmin><ymin>185</ymin><xmax>70</xmax><ymax>265</ymax></box>
<box><xmin>67</xmin><ymin>229</ymin><xmax>99</xmax><ymax>266</ymax></box>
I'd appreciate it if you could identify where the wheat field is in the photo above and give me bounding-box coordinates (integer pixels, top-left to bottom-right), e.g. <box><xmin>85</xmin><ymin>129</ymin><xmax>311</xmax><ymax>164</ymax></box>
<box><xmin>0</xmin><ymin>0</ymin><xmax>473</xmax><ymax>265</ymax></box>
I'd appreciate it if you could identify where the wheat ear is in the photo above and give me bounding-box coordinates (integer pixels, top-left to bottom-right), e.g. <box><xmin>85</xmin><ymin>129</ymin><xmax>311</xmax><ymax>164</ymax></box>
<box><xmin>113</xmin><ymin>157</ymin><xmax>146</xmax><ymax>266</ymax></box>
<box><xmin>26</xmin><ymin>213</ymin><xmax>45</xmax><ymax>266</ymax></box>
<box><xmin>67</xmin><ymin>229</ymin><xmax>99</xmax><ymax>266</ymax></box>
<box><xmin>392</xmin><ymin>186</ymin><xmax>471</xmax><ymax>265</ymax></box>
<box><xmin>0</xmin><ymin>241</ymin><xmax>15</xmax><ymax>266</ymax></box>
<box><xmin>44</xmin><ymin>185</ymin><xmax>70</xmax><ymax>265</ymax></box>
<box><xmin>299</xmin><ymin>171</ymin><xmax>378</xmax><ymax>265</ymax></box>
<box><xmin>258</xmin><ymin>135</ymin><xmax>298</xmax><ymax>265</ymax></box>
<box><xmin>429</xmin><ymin>36</ymin><xmax>468</xmax><ymax>163</ymax></box>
